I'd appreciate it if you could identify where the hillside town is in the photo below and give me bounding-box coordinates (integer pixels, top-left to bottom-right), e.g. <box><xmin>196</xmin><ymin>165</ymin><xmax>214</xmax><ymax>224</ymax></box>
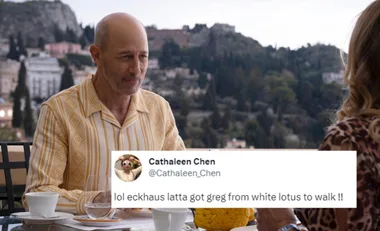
<box><xmin>0</xmin><ymin>38</ymin><xmax>89</xmax><ymax>139</ymax></box>
<box><xmin>0</xmin><ymin>22</ymin><xmax>254</xmax><ymax>148</ymax></box>
<box><xmin>0</xmin><ymin>20</ymin><xmax>346</xmax><ymax>149</ymax></box>
<box><xmin>0</xmin><ymin>0</ymin><xmax>346</xmax><ymax>149</ymax></box>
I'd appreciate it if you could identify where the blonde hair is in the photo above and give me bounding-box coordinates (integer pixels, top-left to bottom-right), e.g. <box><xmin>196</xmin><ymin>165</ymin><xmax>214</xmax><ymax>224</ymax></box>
<box><xmin>335</xmin><ymin>0</ymin><xmax>380</xmax><ymax>140</ymax></box>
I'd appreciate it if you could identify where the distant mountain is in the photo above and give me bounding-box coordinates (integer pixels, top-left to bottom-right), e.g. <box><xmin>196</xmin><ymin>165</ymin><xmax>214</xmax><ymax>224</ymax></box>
<box><xmin>0</xmin><ymin>0</ymin><xmax>345</xmax><ymax>74</ymax></box>
<box><xmin>147</xmin><ymin>23</ymin><xmax>344</xmax><ymax>74</ymax></box>
<box><xmin>147</xmin><ymin>23</ymin><xmax>266</xmax><ymax>56</ymax></box>
<box><xmin>0</xmin><ymin>0</ymin><xmax>82</xmax><ymax>46</ymax></box>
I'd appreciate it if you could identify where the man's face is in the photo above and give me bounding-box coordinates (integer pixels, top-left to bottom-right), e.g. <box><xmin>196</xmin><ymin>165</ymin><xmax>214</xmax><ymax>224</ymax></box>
<box><xmin>96</xmin><ymin>29</ymin><xmax>149</xmax><ymax>96</ymax></box>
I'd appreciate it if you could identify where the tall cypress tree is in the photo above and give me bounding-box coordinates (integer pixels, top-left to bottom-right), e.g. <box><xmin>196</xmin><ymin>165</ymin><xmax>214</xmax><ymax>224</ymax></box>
<box><xmin>65</xmin><ymin>28</ymin><xmax>78</xmax><ymax>43</ymax></box>
<box><xmin>202</xmin><ymin>77</ymin><xmax>217</xmax><ymax>110</ymax></box>
<box><xmin>221</xmin><ymin>108</ymin><xmax>231</xmax><ymax>131</ymax></box>
<box><xmin>60</xmin><ymin>64</ymin><xmax>75</xmax><ymax>91</ymax></box>
<box><xmin>11</xmin><ymin>90</ymin><xmax>22</xmax><ymax>128</ymax></box>
<box><xmin>38</xmin><ymin>37</ymin><xmax>45</xmax><ymax>51</ymax></box>
<box><xmin>7</xmin><ymin>35</ymin><xmax>19</xmax><ymax>61</ymax></box>
<box><xmin>17</xmin><ymin>61</ymin><xmax>26</xmax><ymax>86</ymax></box>
<box><xmin>78</xmin><ymin>34</ymin><xmax>89</xmax><ymax>49</ymax></box>
<box><xmin>54</xmin><ymin>24</ymin><xmax>65</xmax><ymax>42</ymax></box>
<box><xmin>12</xmin><ymin>61</ymin><xmax>26</xmax><ymax>128</ymax></box>
<box><xmin>17</xmin><ymin>32</ymin><xmax>27</xmax><ymax>57</ymax></box>
<box><xmin>12</xmin><ymin>61</ymin><xmax>34</xmax><ymax>137</ymax></box>
<box><xmin>23</xmin><ymin>88</ymin><xmax>34</xmax><ymax>137</ymax></box>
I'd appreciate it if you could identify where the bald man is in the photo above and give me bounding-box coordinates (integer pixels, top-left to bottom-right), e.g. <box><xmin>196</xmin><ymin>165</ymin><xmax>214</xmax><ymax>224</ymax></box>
<box><xmin>22</xmin><ymin>13</ymin><xmax>186</xmax><ymax>215</ymax></box>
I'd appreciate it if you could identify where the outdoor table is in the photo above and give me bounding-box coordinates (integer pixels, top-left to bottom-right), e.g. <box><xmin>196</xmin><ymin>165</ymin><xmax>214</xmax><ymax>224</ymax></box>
<box><xmin>0</xmin><ymin>215</ymin><xmax>248</xmax><ymax>231</ymax></box>
<box><xmin>0</xmin><ymin>216</ymin><xmax>309</xmax><ymax>231</ymax></box>
<box><xmin>1</xmin><ymin>216</ymin><xmax>131</xmax><ymax>230</ymax></box>
<box><xmin>0</xmin><ymin>211</ymin><xmax>198</xmax><ymax>231</ymax></box>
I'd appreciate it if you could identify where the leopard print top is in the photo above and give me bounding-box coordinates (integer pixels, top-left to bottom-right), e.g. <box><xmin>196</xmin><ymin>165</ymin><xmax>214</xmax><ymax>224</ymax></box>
<box><xmin>294</xmin><ymin>116</ymin><xmax>380</xmax><ymax>231</ymax></box>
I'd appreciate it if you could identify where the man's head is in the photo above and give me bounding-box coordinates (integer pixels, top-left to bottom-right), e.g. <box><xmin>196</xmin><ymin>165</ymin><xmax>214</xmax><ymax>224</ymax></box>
<box><xmin>90</xmin><ymin>13</ymin><xmax>149</xmax><ymax>95</ymax></box>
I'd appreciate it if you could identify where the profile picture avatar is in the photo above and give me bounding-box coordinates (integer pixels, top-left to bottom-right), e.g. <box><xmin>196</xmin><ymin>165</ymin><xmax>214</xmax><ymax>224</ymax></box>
<box><xmin>114</xmin><ymin>154</ymin><xmax>142</xmax><ymax>182</ymax></box>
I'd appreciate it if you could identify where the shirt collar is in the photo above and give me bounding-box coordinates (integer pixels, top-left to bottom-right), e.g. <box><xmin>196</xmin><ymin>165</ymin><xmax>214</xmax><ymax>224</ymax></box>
<box><xmin>79</xmin><ymin>75</ymin><xmax>150</xmax><ymax>117</ymax></box>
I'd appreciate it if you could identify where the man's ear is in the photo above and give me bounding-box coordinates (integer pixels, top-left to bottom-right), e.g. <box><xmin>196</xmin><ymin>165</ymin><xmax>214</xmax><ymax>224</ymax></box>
<box><xmin>89</xmin><ymin>44</ymin><xmax>102</xmax><ymax>66</ymax></box>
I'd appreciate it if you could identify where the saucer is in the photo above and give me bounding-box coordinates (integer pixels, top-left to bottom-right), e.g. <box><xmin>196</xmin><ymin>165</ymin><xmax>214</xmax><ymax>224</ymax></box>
<box><xmin>73</xmin><ymin>215</ymin><xmax>126</xmax><ymax>227</ymax></box>
<box><xmin>10</xmin><ymin>212</ymin><xmax>74</xmax><ymax>224</ymax></box>
<box><xmin>231</xmin><ymin>225</ymin><xmax>258</xmax><ymax>231</ymax></box>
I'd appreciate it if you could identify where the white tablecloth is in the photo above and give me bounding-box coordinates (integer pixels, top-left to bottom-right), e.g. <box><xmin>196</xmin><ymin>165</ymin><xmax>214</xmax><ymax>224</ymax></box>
<box><xmin>55</xmin><ymin>212</ymin><xmax>195</xmax><ymax>231</ymax></box>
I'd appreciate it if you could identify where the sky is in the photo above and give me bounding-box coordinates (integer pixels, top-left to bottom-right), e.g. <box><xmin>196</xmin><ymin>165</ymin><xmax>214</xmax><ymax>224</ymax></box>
<box><xmin>12</xmin><ymin>0</ymin><xmax>377</xmax><ymax>52</ymax></box>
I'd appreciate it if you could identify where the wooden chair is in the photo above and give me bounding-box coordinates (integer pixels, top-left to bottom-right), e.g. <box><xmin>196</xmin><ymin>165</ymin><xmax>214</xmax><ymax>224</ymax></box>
<box><xmin>0</xmin><ymin>141</ymin><xmax>32</xmax><ymax>216</ymax></box>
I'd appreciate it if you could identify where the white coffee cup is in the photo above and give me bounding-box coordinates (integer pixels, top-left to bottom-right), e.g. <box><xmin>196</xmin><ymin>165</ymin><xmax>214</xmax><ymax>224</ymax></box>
<box><xmin>25</xmin><ymin>192</ymin><xmax>59</xmax><ymax>218</ymax></box>
<box><xmin>152</xmin><ymin>208</ymin><xmax>189</xmax><ymax>231</ymax></box>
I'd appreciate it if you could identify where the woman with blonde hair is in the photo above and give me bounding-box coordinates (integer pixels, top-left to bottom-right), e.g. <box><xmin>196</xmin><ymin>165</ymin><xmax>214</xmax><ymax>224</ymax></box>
<box><xmin>256</xmin><ymin>1</ymin><xmax>380</xmax><ymax>230</ymax></box>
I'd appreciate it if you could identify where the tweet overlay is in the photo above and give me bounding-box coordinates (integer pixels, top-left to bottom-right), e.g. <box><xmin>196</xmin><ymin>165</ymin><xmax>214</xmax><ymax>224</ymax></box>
<box><xmin>111</xmin><ymin>150</ymin><xmax>356</xmax><ymax>208</ymax></box>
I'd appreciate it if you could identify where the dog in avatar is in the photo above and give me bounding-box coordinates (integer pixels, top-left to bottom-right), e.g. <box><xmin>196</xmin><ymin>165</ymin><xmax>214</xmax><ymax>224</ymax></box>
<box><xmin>115</xmin><ymin>155</ymin><xmax>142</xmax><ymax>182</ymax></box>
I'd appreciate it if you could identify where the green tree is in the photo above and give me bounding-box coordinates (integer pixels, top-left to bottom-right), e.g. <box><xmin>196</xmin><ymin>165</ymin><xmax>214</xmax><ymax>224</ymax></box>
<box><xmin>12</xmin><ymin>61</ymin><xmax>34</xmax><ymax>137</ymax></box>
<box><xmin>23</xmin><ymin>88</ymin><xmax>34</xmax><ymax>137</ymax></box>
<box><xmin>281</xmin><ymin>69</ymin><xmax>297</xmax><ymax>90</ymax></box>
<box><xmin>12</xmin><ymin>61</ymin><xmax>27</xmax><ymax>128</ymax></box>
<box><xmin>0</xmin><ymin>126</ymin><xmax>20</xmax><ymax>141</ymax></box>
<box><xmin>244</xmin><ymin>119</ymin><xmax>267</xmax><ymax>148</ymax></box>
<box><xmin>297</xmin><ymin>81</ymin><xmax>314</xmax><ymax>115</ymax></box>
<box><xmin>79</xmin><ymin>33</ymin><xmax>89</xmax><ymax>49</ymax></box>
<box><xmin>197</xmin><ymin>72</ymin><xmax>208</xmax><ymax>89</ymax></box>
<box><xmin>256</xmin><ymin>108</ymin><xmax>274</xmax><ymax>135</ymax></box>
<box><xmin>25</xmin><ymin>35</ymin><xmax>34</xmax><ymax>48</ymax></box>
<box><xmin>54</xmin><ymin>25</ymin><xmax>65</xmax><ymax>42</ymax></box>
<box><xmin>265</xmin><ymin>72</ymin><xmax>286</xmax><ymax>89</ymax></box>
<box><xmin>178</xmin><ymin>94</ymin><xmax>190</xmax><ymax>117</ymax></box>
<box><xmin>221</xmin><ymin>108</ymin><xmax>231</xmax><ymax>131</ymax></box>
<box><xmin>247</xmin><ymin>66</ymin><xmax>266</xmax><ymax>107</ymax></box>
<box><xmin>210</xmin><ymin>106</ymin><xmax>221</xmax><ymax>130</ymax></box>
<box><xmin>236</xmin><ymin>89</ymin><xmax>247</xmax><ymax>112</ymax></box>
<box><xmin>38</xmin><ymin>37</ymin><xmax>45</xmax><ymax>51</ymax></box>
<box><xmin>272</xmin><ymin>123</ymin><xmax>288</xmax><ymax>148</ymax></box>
<box><xmin>202</xmin><ymin>78</ymin><xmax>217</xmax><ymax>110</ymax></box>
<box><xmin>159</xmin><ymin>40</ymin><xmax>182</xmax><ymax>69</ymax></box>
<box><xmin>207</xmin><ymin>30</ymin><xmax>217</xmax><ymax>56</ymax></box>
<box><xmin>319</xmin><ymin>83</ymin><xmax>344</xmax><ymax>110</ymax></box>
<box><xmin>201</xmin><ymin>118</ymin><xmax>218</xmax><ymax>148</ymax></box>
<box><xmin>7</xmin><ymin>35</ymin><xmax>19</xmax><ymax>61</ymax></box>
<box><xmin>60</xmin><ymin>64</ymin><xmax>75</xmax><ymax>91</ymax></box>
<box><xmin>270</xmin><ymin>86</ymin><xmax>297</xmax><ymax>120</ymax></box>
<box><xmin>83</xmin><ymin>25</ymin><xmax>95</xmax><ymax>43</ymax></box>
<box><xmin>311</xmin><ymin>110</ymin><xmax>334</xmax><ymax>143</ymax></box>
<box><xmin>66</xmin><ymin>53</ymin><xmax>94</xmax><ymax>68</ymax></box>
<box><xmin>65</xmin><ymin>28</ymin><xmax>78</xmax><ymax>43</ymax></box>
<box><xmin>174</xmin><ymin>113</ymin><xmax>188</xmax><ymax>140</ymax></box>
<box><xmin>17</xmin><ymin>32</ymin><xmax>27</xmax><ymax>57</ymax></box>
<box><xmin>12</xmin><ymin>90</ymin><xmax>22</xmax><ymax>128</ymax></box>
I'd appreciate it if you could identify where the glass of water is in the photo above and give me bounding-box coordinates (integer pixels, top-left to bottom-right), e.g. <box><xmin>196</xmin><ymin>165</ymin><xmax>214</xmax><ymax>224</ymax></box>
<box><xmin>84</xmin><ymin>175</ymin><xmax>116</xmax><ymax>219</ymax></box>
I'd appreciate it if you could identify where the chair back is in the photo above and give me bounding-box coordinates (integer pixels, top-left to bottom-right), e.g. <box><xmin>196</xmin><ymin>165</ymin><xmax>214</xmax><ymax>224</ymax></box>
<box><xmin>0</xmin><ymin>141</ymin><xmax>32</xmax><ymax>216</ymax></box>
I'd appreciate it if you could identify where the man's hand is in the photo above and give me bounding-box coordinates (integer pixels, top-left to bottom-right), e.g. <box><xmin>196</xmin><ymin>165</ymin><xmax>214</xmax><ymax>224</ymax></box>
<box><xmin>256</xmin><ymin>208</ymin><xmax>298</xmax><ymax>231</ymax></box>
<box><xmin>118</xmin><ymin>208</ymin><xmax>145</xmax><ymax>214</ymax></box>
<box><xmin>129</xmin><ymin>156</ymin><xmax>141</xmax><ymax>165</ymax></box>
<box><xmin>119</xmin><ymin>208</ymin><xmax>134</xmax><ymax>213</ymax></box>
<box><xmin>92</xmin><ymin>192</ymin><xmax>144</xmax><ymax>214</ymax></box>
<box><xmin>92</xmin><ymin>191</ymin><xmax>112</xmax><ymax>204</ymax></box>
<box><xmin>129</xmin><ymin>156</ymin><xmax>139</xmax><ymax>162</ymax></box>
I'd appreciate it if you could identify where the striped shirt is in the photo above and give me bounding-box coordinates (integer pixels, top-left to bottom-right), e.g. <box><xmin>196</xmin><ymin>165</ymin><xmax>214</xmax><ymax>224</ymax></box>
<box><xmin>22</xmin><ymin>76</ymin><xmax>185</xmax><ymax>215</ymax></box>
